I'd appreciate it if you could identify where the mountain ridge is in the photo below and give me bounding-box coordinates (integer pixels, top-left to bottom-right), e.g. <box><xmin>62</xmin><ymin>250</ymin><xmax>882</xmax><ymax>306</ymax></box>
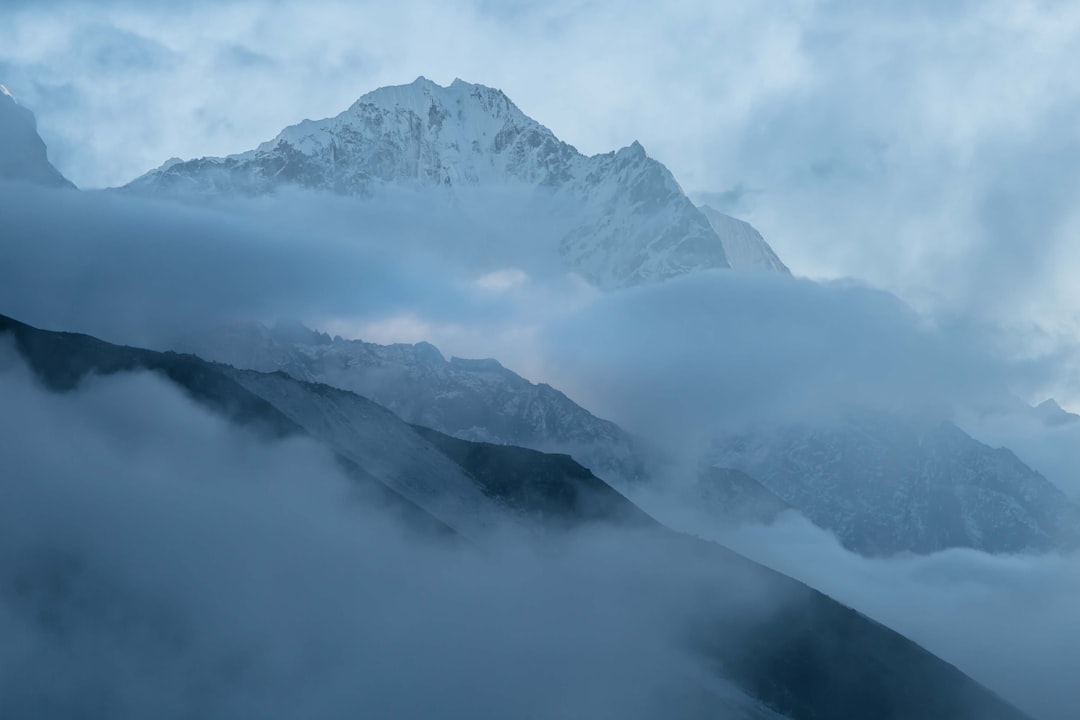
<box><xmin>712</xmin><ymin>408</ymin><xmax>1080</xmax><ymax>556</ymax></box>
<box><xmin>174</xmin><ymin>319</ymin><xmax>651</xmax><ymax>489</ymax></box>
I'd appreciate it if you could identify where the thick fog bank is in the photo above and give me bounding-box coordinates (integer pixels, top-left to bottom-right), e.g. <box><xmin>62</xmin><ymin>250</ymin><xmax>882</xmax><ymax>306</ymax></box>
<box><xmin>0</xmin><ymin>349</ymin><xmax>784</xmax><ymax>720</ymax></box>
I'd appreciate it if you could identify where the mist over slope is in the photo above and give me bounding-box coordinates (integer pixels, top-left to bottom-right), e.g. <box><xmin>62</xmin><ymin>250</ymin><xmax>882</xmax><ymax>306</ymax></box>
<box><xmin>0</xmin><ymin>314</ymin><xmax>1036</xmax><ymax>720</ymax></box>
<box><xmin>175</xmin><ymin>319</ymin><xmax>649</xmax><ymax>488</ymax></box>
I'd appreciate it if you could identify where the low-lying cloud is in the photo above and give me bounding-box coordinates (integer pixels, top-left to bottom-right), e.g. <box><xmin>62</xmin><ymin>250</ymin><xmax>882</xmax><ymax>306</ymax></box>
<box><xmin>1</xmin><ymin>182</ymin><xmax>1060</xmax><ymax>425</ymax></box>
<box><xmin>0</xmin><ymin>346</ymin><xmax>775</xmax><ymax>719</ymax></box>
<box><xmin>635</xmin><ymin>500</ymin><xmax>1080</xmax><ymax>720</ymax></box>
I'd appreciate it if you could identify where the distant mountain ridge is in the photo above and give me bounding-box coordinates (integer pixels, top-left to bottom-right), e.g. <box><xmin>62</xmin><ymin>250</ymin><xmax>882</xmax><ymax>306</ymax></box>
<box><xmin>123</xmin><ymin>76</ymin><xmax>786</xmax><ymax>288</ymax></box>
<box><xmin>1033</xmin><ymin>398</ymin><xmax>1080</xmax><ymax>427</ymax></box>
<box><xmin>174</xmin><ymin>320</ymin><xmax>650</xmax><ymax>489</ymax></box>
<box><xmin>175</xmin><ymin>321</ymin><xmax>1080</xmax><ymax>558</ymax></box>
<box><xmin>712</xmin><ymin>408</ymin><xmax>1080</xmax><ymax>556</ymax></box>
<box><xmin>0</xmin><ymin>84</ymin><xmax>75</xmax><ymax>189</ymax></box>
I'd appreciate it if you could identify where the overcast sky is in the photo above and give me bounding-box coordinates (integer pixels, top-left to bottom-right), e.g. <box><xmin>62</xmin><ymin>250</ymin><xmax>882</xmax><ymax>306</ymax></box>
<box><xmin>3</xmin><ymin>0</ymin><xmax>1080</xmax><ymax>339</ymax></box>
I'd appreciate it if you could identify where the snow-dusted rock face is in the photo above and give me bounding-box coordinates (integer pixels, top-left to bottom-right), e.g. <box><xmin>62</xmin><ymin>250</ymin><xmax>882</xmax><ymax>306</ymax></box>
<box><xmin>124</xmin><ymin>77</ymin><xmax>731</xmax><ymax>289</ymax></box>
<box><xmin>175</xmin><ymin>321</ymin><xmax>648</xmax><ymax>487</ymax></box>
<box><xmin>0</xmin><ymin>85</ymin><xmax>74</xmax><ymax>189</ymax></box>
<box><xmin>712</xmin><ymin>409</ymin><xmax>1080</xmax><ymax>556</ymax></box>
<box><xmin>697</xmin><ymin>205</ymin><xmax>789</xmax><ymax>273</ymax></box>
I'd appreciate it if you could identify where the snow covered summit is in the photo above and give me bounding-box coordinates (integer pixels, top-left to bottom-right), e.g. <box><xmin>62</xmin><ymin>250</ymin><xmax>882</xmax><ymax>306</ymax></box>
<box><xmin>125</xmin><ymin>77</ymin><xmax>784</xmax><ymax>288</ymax></box>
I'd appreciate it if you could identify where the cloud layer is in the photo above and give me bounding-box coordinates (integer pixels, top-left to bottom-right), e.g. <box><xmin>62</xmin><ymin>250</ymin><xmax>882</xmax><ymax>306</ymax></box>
<box><xmin>0</xmin><ymin>181</ymin><xmax>1057</xmax><ymax>429</ymax></box>
<box><xmin>1</xmin><ymin>347</ymin><xmax>764</xmax><ymax>719</ymax></box>
<box><xmin>696</xmin><ymin>511</ymin><xmax>1080</xmax><ymax>720</ymax></box>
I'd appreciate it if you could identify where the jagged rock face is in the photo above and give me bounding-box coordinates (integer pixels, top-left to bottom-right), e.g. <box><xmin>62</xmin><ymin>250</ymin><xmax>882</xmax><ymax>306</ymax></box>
<box><xmin>0</xmin><ymin>85</ymin><xmax>75</xmax><ymax>189</ymax></box>
<box><xmin>712</xmin><ymin>409</ymin><xmax>1080</xmax><ymax>556</ymax></box>
<box><xmin>698</xmin><ymin>205</ymin><xmax>789</xmax><ymax>274</ymax></box>
<box><xmin>174</xmin><ymin>321</ymin><xmax>649</xmax><ymax>488</ymax></box>
<box><xmin>123</xmin><ymin>77</ymin><xmax>730</xmax><ymax>289</ymax></box>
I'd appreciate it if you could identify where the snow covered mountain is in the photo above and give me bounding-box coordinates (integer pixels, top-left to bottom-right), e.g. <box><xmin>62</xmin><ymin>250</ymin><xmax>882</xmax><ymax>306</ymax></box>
<box><xmin>0</xmin><ymin>84</ymin><xmax>74</xmax><ymax>189</ymax></box>
<box><xmin>122</xmin><ymin>77</ymin><xmax>749</xmax><ymax>289</ymax></box>
<box><xmin>174</xmin><ymin>320</ymin><xmax>649</xmax><ymax>488</ymax></box>
<box><xmin>712</xmin><ymin>408</ymin><xmax>1080</xmax><ymax>556</ymax></box>
<box><xmin>698</xmin><ymin>205</ymin><xmax>789</xmax><ymax>273</ymax></box>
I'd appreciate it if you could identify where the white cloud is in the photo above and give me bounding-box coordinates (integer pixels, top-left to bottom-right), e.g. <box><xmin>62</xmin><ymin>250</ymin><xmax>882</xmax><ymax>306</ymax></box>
<box><xmin>473</xmin><ymin>267</ymin><xmax>528</xmax><ymax>292</ymax></box>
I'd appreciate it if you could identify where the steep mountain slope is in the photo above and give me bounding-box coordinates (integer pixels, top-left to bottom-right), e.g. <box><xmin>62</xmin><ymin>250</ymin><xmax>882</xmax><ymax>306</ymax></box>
<box><xmin>0</xmin><ymin>313</ymin><xmax>467</xmax><ymax>536</ymax></box>
<box><xmin>2</xmin><ymin>312</ymin><xmax>657</xmax><ymax>538</ymax></box>
<box><xmin>413</xmin><ymin>425</ymin><xmax>655</xmax><ymax>528</ymax></box>
<box><xmin>123</xmin><ymin>76</ymin><xmax>732</xmax><ymax>289</ymax></box>
<box><xmin>0</xmin><ymin>85</ymin><xmax>75</xmax><ymax>189</ymax></box>
<box><xmin>712</xmin><ymin>408</ymin><xmax>1080</xmax><ymax>556</ymax></box>
<box><xmin>698</xmin><ymin>204</ymin><xmax>789</xmax><ymax>273</ymax></box>
<box><xmin>175</xmin><ymin>320</ymin><xmax>649</xmax><ymax>488</ymax></box>
<box><xmin>0</xmin><ymin>313</ymin><xmax>1039</xmax><ymax>719</ymax></box>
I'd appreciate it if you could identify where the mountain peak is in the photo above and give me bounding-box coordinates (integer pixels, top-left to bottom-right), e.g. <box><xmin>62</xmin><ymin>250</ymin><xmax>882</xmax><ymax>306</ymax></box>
<box><xmin>350</xmin><ymin>76</ymin><xmax>519</xmax><ymax>116</ymax></box>
<box><xmin>123</xmin><ymin>76</ymin><xmax>735</xmax><ymax>288</ymax></box>
<box><xmin>0</xmin><ymin>83</ymin><xmax>75</xmax><ymax>189</ymax></box>
<box><xmin>1034</xmin><ymin>397</ymin><xmax>1080</xmax><ymax>426</ymax></box>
